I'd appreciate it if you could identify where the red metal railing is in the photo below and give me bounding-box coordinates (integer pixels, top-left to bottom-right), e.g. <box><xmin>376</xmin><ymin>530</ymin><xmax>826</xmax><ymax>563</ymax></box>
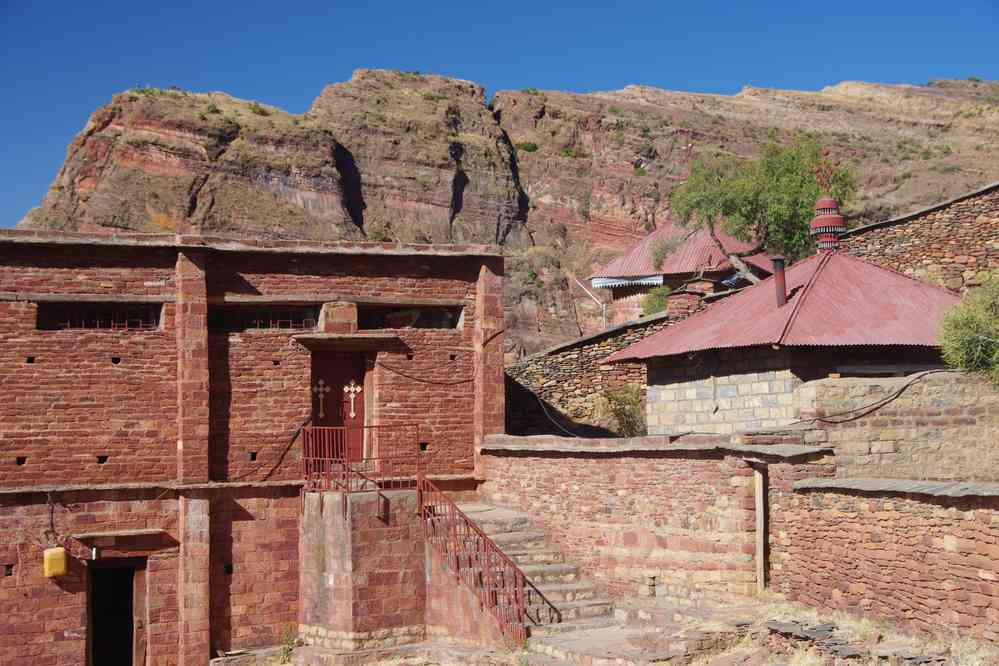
<box><xmin>418</xmin><ymin>476</ymin><xmax>562</xmax><ymax>644</ymax></box>
<box><xmin>302</xmin><ymin>423</ymin><xmax>424</xmax><ymax>494</ymax></box>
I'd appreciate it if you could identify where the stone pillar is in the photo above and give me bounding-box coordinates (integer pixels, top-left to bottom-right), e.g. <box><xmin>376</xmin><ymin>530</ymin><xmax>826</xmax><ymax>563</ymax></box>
<box><xmin>178</xmin><ymin>492</ymin><xmax>211</xmax><ymax>665</ymax></box>
<box><xmin>176</xmin><ymin>250</ymin><xmax>210</xmax><ymax>483</ymax></box>
<box><xmin>299</xmin><ymin>490</ymin><xmax>425</xmax><ymax>651</ymax></box>
<box><xmin>320</xmin><ymin>301</ymin><xmax>358</xmax><ymax>333</ymax></box>
<box><xmin>473</xmin><ymin>258</ymin><xmax>505</xmax><ymax>474</ymax></box>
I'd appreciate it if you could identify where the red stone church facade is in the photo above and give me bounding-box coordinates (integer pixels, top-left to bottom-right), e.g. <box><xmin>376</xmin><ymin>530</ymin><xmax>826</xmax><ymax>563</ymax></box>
<box><xmin>0</xmin><ymin>230</ymin><xmax>504</xmax><ymax>665</ymax></box>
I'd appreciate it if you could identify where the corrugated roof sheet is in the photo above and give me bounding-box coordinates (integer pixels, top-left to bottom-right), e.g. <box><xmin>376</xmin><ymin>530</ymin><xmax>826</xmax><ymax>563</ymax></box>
<box><xmin>590</xmin><ymin>225</ymin><xmax>774</xmax><ymax>281</ymax></box>
<box><xmin>608</xmin><ymin>251</ymin><xmax>960</xmax><ymax>362</ymax></box>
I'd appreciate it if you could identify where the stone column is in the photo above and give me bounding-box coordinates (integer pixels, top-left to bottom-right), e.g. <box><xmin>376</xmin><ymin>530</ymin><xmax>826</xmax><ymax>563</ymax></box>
<box><xmin>178</xmin><ymin>492</ymin><xmax>211</xmax><ymax>665</ymax></box>
<box><xmin>473</xmin><ymin>258</ymin><xmax>505</xmax><ymax>474</ymax></box>
<box><xmin>175</xmin><ymin>250</ymin><xmax>210</xmax><ymax>483</ymax></box>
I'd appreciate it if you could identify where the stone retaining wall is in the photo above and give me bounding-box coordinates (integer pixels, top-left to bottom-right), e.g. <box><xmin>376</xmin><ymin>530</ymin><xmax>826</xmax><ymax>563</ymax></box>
<box><xmin>478</xmin><ymin>434</ymin><xmax>832</xmax><ymax>599</ymax></box>
<box><xmin>772</xmin><ymin>480</ymin><xmax>999</xmax><ymax>643</ymax></box>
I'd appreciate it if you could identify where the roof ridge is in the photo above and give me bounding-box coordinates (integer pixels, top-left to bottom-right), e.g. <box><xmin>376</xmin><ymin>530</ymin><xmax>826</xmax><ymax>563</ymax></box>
<box><xmin>777</xmin><ymin>252</ymin><xmax>833</xmax><ymax>345</ymax></box>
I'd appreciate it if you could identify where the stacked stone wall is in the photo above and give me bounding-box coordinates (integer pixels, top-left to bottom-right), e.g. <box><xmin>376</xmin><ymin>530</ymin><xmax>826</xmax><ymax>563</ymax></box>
<box><xmin>478</xmin><ymin>435</ymin><xmax>762</xmax><ymax>598</ymax></box>
<box><xmin>772</xmin><ymin>485</ymin><xmax>999</xmax><ymax>643</ymax></box>
<box><xmin>841</xmin><ymin>184</ymin><xmax>999</xmax><ymax>291</ymax></box>
<box><xmin>506</xmin><ymin>313</ymin><xmax>678</xmax><ymax>429</ymax></box>
<box><xmin>795</xmin><ymin>372</ymin><xmax>999</xmax><ymax>481</ymax></box>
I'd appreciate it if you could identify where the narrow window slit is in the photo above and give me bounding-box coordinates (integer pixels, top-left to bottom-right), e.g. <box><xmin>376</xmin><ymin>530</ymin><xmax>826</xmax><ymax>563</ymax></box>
<box><xmin>25</xmin><ymin>357</ymin><xmax>35</xmax><ymax>364</ymax></box>
<box><xmin>15</xmin><ymin>457</ymin><xmax>26</xmax><ymax>466</ymax></box>
<box><xmin>249</xmin><ymin>451</ymin><xmax>258</xmax><ymax>461</ymax></box>
<box><xmin>3</xmin><ymin>564</ymin><xmax>12</xmax><ymax>577</ymax></box>
<box><xmin>96</xmin><ymin>455</ymin><xmax>109</xmax><ymax>465</ymax></box>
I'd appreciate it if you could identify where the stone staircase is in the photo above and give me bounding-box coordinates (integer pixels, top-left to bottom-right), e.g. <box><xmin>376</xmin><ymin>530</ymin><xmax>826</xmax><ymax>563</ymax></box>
<box><xmin>455</xmin><ymin>503</ymin><xmax>616</xmax><ymax>635</ymax></box>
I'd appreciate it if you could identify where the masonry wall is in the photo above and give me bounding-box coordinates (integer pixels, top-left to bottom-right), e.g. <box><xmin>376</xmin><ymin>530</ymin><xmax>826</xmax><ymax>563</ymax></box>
<box><xmin>298</xmin><ymin>490</ymin><xmax>426</xmax><ymax>651</ymax></box>
<box><xmin>841</xmin><ymin>185</ymin><xmax>999</xmax><ymax>292</ymax></box>
<box><xmin>478</xmin><ymin>436</ymin><xmax>760</xmax><ymax>598</ymax></box>
<box><xmin>0</xmin><ymin>488</ymin><xmax>182</xmax><ymax>666</ymax></box>
<box><xmin>647</xmin><ymin>347</ymin><xmax>944</xmax><ymax>436</ymax></box>
<box><xmin>647</xmin><ymin>348</ymin><xmax>799</xmax><ymax>435</ymax></box>
<box><xmin>506</xmin><ymin>289</ymin><xmax>707</xmax><ymax>433</ymax></box>
<box><xmin>209</xmin><ymin>486</ymin><xmax>299</xmax><ymax>655</ymax></box>
<box><xmin>772</xmin><ymin>487</ymin><xmax>999</xmax><ymax>643</ymax></box>
<box><xmin>425</xmin><ymin>546</ymin><xmax>507</xmax><ymax>646</ymax></box>
<box><xmin>793</xmin><ymin>372</ymin><xmax>999</xmax><ymax>481</ymax></box>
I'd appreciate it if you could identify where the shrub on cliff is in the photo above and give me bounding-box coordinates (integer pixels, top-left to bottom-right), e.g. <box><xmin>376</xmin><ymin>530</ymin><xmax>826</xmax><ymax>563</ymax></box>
<box><xmin>515</xmin><ymin>142</ymin><xmax>539</xmax><ymax>153</ymax></box>
<box><xmin>602</xmin><ymin>385</ymin><xmax>646</xmax><ymax>437</ymax></box>
<box><xmin>940</xmin><ymin>276</ymin><xmax>999</xmax><ymax>385</ymax></box>
<box><xmin>641</xmin><ymin>286</ymin><xmax>672</xmax><ymax>316</ymax></box>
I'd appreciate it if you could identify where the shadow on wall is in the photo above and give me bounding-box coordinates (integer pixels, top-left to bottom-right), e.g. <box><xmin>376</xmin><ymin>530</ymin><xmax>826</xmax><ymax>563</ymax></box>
<box><xmin>504</xmin><ymin>374</ymin><xmax>616</xmax><ymax>437</ymax></box>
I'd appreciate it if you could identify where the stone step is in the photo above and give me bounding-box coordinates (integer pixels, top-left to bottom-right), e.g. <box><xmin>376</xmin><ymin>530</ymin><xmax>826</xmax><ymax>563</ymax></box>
<box><xmin>489</xmin><ymin>529</ymin><xmax>550</xmax><ymax>551</ymax></box>
<box><xmin>456</xmin><ymin>503</ymin><xmax>534</xmax><ymax>534</ymax></box>
<box><xmin>520</xmin><ymin>562</ymin><xmax>580</xmax><ymax>584</ymax></box>
<box><xmin>529</xmin><ymin>598</ymin><xmax>615</xmax><ymax>624</ymax></box>
<box><xmin>530</xmin><ymin>582</ymin><xmax>598</xmax><ymax>603</ymax></box>
<box><xmin>526</xmin><ymin>616</ymin><xmax>620</xmax><ymax>638</ymax></box>
<box><xmin>506</xmin><ymin>548</ymin><xmax>565</xmax><ymax>565</ymax></box>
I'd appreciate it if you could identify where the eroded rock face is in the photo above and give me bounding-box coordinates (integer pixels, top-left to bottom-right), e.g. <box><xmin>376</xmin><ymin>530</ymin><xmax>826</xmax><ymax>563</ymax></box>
<box><xmin>22</xmin><ymin>70</ymin><xmax>527</xmax><ymax>245</ymax></box>
<box><xmin>20</xmin><ymin>71</ymin><xmax>999</xmax><ymax>351</ymax></box>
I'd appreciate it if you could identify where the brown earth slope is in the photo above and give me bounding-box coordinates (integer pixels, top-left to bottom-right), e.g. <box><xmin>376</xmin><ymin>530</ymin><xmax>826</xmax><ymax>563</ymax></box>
<box><xmin>20</xmin><ymin>70</ymin><xmax>999</xmax><ymax>352</ymax></box>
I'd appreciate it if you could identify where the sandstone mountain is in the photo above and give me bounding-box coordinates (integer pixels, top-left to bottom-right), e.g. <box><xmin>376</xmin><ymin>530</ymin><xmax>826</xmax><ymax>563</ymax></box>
<box><xmin>20</xmin><ymin>70</ymin><xmax>999</xmax><ymax>352</ymax></box>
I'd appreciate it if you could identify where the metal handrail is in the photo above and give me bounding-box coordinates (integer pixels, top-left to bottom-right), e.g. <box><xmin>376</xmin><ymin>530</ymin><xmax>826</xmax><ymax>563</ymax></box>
<box><xmin>417</xmin><ymin>476</ymin><xmax>561</xmax><ymax>644</ymax></box>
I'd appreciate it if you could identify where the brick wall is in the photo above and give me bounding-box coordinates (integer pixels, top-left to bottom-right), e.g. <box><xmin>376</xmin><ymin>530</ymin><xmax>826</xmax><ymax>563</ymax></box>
<box><xmin>0</xmin><ymin>300</ymin><xmax>178</xmax><ymax>487</ymax></box>
<box><xmin>0</xmin><ymin>488</ymin><xmax>181</xmax><ymax>666</ymax></box>
<box><xmin>478</xmin><ymin>436</ymin><xmax>761</xmax><ymax>598</ymax></box>
<box><xmin>209</xmin><ymin>486</ymin><xmax>299</xmax><ymax>654</ymax></box>
<box><xmin>841</xmin><ymin>184</ymin><xmax>999</xmax><ymax>292</ymax></box>
<box><xmin>794</xmin><ymin>372</ymin><xmax>999</xmax><ymax>481</ymax></box>
<box><xmin>772</xmin><ymin>485</ymin><xmax>999</xmax><ymax>643</ymax></box>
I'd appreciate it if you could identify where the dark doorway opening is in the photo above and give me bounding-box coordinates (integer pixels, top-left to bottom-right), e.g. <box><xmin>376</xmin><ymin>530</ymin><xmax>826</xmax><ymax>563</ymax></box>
<box><xmin>90</xmin><ymin>564</ymin><xmax>135</xmax><ymax>666</ymax></box>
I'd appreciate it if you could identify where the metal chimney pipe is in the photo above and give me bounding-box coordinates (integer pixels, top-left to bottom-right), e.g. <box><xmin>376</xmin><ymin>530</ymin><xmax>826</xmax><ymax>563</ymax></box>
<box><xmin>772</xmin><ymin>256</ymin><xmax>787</xmax><ymax>307</ymax></box>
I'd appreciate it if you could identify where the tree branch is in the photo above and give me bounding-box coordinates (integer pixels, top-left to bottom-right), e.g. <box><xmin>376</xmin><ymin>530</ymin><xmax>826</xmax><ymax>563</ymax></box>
<box><xmin>705</xmin><ymin>219</ymin><xmax>762</xmax><ymax>284</ymax></box>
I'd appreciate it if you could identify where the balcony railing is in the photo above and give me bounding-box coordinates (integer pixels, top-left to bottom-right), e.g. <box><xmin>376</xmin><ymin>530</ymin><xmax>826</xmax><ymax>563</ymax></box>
<box><xmin>301</xmin><ymin>423</ymin><xmax>425</xmax><ymax>494</ymax></box>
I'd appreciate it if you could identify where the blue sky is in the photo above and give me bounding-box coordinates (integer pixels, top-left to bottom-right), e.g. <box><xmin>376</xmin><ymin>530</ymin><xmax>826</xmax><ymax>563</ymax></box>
<box><xmin>2</xmin><ymin>0</ymin><xmax>998</xmax><ymax>227</ymax></box>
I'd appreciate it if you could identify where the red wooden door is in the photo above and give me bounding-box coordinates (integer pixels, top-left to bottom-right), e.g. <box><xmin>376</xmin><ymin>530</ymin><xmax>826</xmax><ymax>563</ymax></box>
<box><xmin>311</xmin><ymin>352</ymin><xmax>365</xmax><ymax>460</ymax></box>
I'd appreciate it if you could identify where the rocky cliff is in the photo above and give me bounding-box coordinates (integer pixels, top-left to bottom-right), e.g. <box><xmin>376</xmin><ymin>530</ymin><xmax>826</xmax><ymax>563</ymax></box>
<box><xmin>21</xmin><ymin>70</ymin><xmax>999</xmax><ymax>351</ymax></box>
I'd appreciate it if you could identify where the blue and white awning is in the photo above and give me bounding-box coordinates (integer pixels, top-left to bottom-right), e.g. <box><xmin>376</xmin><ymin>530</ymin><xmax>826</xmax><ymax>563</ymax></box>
<box><xmin>590</xmin><ymin>275</ymin><xmax>664</xmax><ymax>289</ymax></box>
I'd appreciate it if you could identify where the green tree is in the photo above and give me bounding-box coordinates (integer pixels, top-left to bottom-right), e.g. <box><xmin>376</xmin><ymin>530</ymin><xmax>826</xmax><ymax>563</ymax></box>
<box><xmin>940</xmin><ymin>276</ymin><xmax>999</xmax><ymax>385</ymax></box>
<box><xmin>669</xmin><ymin>135</ymin><xmax>855</xmax><ymax>280</ymax></box>
<box><xmin>641</xmin><ymin>286</ymin><xmax>672</xmax><ymax>316</ymax></box>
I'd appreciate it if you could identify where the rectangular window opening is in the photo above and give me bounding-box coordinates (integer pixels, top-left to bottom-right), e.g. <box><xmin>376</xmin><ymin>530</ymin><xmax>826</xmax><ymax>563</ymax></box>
<box><xmin>36</xmin><ymin>302</ymin><xmax>162</xmax><ymax>331</ymax></box>
<box><xmin>208</xmin><ymin>305</ymin><xmax>320</xmax><ymax>333</ymax></box>
<box><xmin>358</xmin><ymin>305</ymin><xmax>463</xmax><ymax>330</ymax></box>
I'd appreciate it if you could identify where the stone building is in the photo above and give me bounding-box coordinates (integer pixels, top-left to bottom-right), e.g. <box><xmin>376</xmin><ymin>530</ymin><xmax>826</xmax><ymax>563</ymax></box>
<box><xmin>0</xmin><ymin>229</ymin><xmax>504</xmax><ymax>665</ymax></box>
<box><xmin>589</xmin><ymin>223</ymin><xmax>773</xmax><ymax>325</ymax></box>
<box><xmin>609</xmin><ymin>197</ymin><xmax>960</xmax><ymax>434</ymax></box>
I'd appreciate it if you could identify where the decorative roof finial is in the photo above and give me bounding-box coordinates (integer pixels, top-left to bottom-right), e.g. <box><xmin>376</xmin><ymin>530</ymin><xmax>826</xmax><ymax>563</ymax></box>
<box><xmin>810</xmin><ymin>196</ymin><xmax>846</xmax><ymax>252</ymax></box>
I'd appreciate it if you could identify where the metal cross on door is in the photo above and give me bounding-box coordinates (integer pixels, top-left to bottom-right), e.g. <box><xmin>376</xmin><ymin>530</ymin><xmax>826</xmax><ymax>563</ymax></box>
<box><xmin>343</xmin><ymin>380</ymin><xmax>362</xmax><ymax>418</ymax></box>
<box><xmin>311</xmin><ymin>352</ymin><xmax>366</xmax><ymax>460</ymax></box>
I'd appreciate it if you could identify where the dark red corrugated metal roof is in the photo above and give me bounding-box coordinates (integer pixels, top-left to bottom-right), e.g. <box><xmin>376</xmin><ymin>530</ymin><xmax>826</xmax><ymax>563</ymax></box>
<box><xmin>591</xmin><ymin>225</ymin><xmax>773</xmax><ymax>280</ymax></box>
<box><xmin>608</xmin><ymin>251</ymin><xmax>960</xmax><ymax>362</ymax></box>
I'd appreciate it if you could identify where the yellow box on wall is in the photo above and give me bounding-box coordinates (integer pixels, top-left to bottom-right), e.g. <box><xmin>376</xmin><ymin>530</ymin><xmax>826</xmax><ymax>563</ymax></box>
<box><xmin>43</xmin><ymin>547</ymin><xmax>67</xmax><ymax>577</ymax></box>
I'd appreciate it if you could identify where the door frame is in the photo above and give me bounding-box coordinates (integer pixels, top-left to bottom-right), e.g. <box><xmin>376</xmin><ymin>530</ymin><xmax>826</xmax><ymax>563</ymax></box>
<box><xmin>87</xmin><ymin>556</ymin><xmax>147</xmax><ymax>666</ymax></box>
